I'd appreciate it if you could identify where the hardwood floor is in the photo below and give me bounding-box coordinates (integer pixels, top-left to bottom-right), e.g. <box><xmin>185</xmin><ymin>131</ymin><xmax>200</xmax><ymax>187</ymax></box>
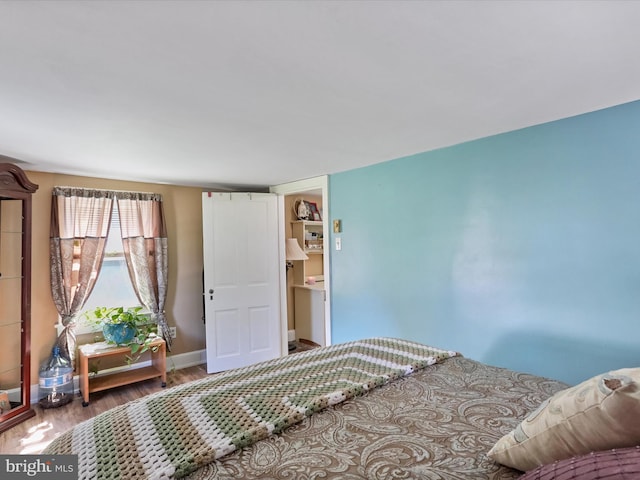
<box><xmin>0</xmin><ymin>364</ymin><xmax>209</xmax><ymax>455</ymax></box>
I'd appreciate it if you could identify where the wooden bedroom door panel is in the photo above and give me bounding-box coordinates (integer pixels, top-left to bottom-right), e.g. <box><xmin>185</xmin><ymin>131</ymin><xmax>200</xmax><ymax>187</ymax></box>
<box><xmin>202</xmin><ymin>192</ymin><xmax>281</xmax><ymax>373</ymax></box>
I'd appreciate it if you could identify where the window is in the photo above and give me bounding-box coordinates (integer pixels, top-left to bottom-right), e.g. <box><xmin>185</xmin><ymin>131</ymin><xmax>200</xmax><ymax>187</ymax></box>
<box><xmin>52</xmin><ymin>186</ymin><xmax>169</xmax><ymax>360</ymax></box>
<box><xmin>76</xmin><ymin>203</ymin><xmax>140</xmax><ymax>333</ymax></box>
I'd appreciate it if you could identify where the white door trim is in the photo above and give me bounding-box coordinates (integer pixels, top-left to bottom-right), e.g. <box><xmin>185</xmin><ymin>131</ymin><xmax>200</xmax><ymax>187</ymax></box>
<box><xmin>270</xmin><ymin>175</ymin><xmax>331</xmax><ymax>346</ymax></box>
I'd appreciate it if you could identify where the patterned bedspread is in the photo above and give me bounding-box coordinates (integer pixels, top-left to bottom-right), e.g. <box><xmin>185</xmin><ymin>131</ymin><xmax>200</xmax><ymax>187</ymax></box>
<box><xmin>187</xmin><ymin>355</ymin><xmax>568</xmax><ymax>480</ymax></box>
<box><xmin>44</xmin><ymin>338</ymin><xmax>457</xmax><ymax>480</ymax></box>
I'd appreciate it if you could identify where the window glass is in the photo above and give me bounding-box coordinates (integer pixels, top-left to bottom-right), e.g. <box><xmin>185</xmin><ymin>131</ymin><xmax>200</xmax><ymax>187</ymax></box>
<box><xmin>77</xmin><ymin>204</ymin><xmax>141</xmax><ymax>333</ymax></box>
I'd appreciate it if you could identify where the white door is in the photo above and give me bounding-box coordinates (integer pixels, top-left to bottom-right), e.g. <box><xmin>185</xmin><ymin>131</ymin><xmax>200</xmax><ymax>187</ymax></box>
<box><xmin>202</xmin><ymin>192</ymin><xmax>281</xmax><ymax>373</ymax></box>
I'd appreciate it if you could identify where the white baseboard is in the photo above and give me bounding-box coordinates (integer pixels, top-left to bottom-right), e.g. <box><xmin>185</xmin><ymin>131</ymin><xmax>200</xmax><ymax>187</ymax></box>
<box><xmin>29</xmin><ymin>348</ymin><xmax>206</xmax><ymax>404</ymax></box>
<box><xmin>168</xmin><ymin>348</ymin><xmax>207</xmax><ymax>370</ymax></box>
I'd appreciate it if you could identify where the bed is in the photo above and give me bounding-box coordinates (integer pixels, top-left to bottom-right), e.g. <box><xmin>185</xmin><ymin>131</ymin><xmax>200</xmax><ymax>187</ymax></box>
<box><xmin>44</xmin><ymin>337</ymin><xmax>640</xmax><ymax>480</ymax></box>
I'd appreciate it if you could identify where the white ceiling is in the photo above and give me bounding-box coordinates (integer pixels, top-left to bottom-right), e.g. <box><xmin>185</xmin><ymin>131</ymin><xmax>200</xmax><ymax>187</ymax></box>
<box><xmin>1</xmin><ymin>1</ymin><xmax>640</xmax><ymax>189</ymax></box>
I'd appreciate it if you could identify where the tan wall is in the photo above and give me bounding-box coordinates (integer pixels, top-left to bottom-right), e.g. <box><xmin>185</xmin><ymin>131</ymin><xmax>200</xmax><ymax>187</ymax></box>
<box><xmin>26</xmin><ymin>170</ymin><xmax>205</xmax><ymax>382</ymax></box>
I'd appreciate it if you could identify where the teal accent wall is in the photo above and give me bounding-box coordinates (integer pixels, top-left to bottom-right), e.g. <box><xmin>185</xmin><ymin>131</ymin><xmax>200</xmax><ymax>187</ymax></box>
<box><xmin>329</xmin><ymin>100</ymin><xmax>640</xmax><ymax>385</ymax></box>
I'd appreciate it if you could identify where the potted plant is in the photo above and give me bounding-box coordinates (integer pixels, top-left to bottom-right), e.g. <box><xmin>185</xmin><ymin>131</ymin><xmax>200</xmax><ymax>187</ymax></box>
<box><xmin>84</xmin><ymin>306</ymin><xmax>159</xmax><ymax>364</ymax></box>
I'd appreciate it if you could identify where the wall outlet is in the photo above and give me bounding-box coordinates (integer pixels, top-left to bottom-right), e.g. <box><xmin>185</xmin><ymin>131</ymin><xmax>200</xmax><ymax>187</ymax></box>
<box><xmin>169</xmin><ymin>327</ymin><xmax>177</xmax><ymax>339</ymax></box>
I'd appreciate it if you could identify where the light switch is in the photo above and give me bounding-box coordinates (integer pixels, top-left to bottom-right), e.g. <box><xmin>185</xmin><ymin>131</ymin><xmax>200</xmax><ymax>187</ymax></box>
<box><xmin>335</xmin><ymin>237</ymin><xmax>342</xmax><ymax>251</ymax></box>
<box><xmin>333</xmin><ymin>219</ymin><xmax>342</xmax><ymax>233</ymax></box>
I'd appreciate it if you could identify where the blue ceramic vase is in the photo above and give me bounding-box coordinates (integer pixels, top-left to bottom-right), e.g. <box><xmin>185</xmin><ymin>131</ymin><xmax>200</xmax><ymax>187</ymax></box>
<box><xmin>103</xmin><ymin>323</ymin><xmax>136</xmax><ymax>345</ymax></box>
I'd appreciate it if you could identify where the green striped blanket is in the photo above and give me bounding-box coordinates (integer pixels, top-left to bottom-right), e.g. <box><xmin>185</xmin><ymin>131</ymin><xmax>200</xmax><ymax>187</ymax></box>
<box><xmin>45</xmin><ymin>338</ymin><xmax>457</xmax><ymax>479</ymax></box>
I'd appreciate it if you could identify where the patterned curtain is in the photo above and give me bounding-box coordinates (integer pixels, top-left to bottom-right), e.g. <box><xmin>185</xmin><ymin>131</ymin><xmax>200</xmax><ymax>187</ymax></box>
<box><xmin>50</xmin><ymin>187</ymin><xmax>113</xmax><ymax>363</ymax></box>
<box><xmin>116</xmin><ymin>192</ymin><xmax>171</xmax><ymax>349</ymax></box>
